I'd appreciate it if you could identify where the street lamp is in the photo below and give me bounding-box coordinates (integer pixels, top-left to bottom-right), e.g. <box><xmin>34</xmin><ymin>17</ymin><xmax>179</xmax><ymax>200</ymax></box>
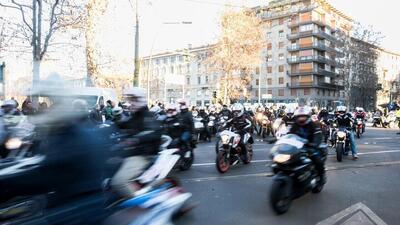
<box><xmin>146</xmin><ymin>21</ymin><xmax>192</xmax><ymax>104</ymax></box>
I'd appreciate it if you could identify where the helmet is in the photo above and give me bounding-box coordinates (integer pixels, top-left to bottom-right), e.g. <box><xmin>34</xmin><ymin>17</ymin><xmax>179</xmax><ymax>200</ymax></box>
<box><xmin>209</xmin><ymin>106</ymin><xmax>216</xmax><ymax>113</ymax></box>
<box><xmin>336</xmin><ymin>106</ymin><xmax>347</xmax><ymax>114</ymax></box>
<box><xmin>357</xmin><ymin>107</ymin><xmax>364</xmax><ymax>113</ymax></box>
<box><xmin>165</xmin><ymin>103</ymin><xmax>178</xmax><ymax>117</ymax></box>
<box><xmin>122</xmin><ymin>87</ymin><xmax>147</xmax><ymax>112</ymax></box>
<box><xmin>294</xmin><ymin>107</ymin><xmax>311</xmax><ymax>126</ymax></box>
<box><xmin>112</xmin><ymin>106</ymin><xmax>123</xmax><ymax>116</ymax></box>
<box><xmin>231</xmin><ymin>103</ymin><xmax>244</xmax><ymax>117</ymax></box>
<box><xmin>285</xmin><ymin>107</ymin><xmax>295</xmax><ymax>118</ymax></box>
<box><xmin>278</xmin><ymin>109</ymin><xmax>286</xmax><ymax>117</ymax></box>
<box><xmin>1</xmin><ymin>100</ymin><xmax>17</xmax><ymax>108</ymax></box>
<box><xmin>149</xmin><ymin>105</ymin><xmax>162</xmax><ymax>115</ymax></box>
<box><xmin>177</xmin><ymin>99</ymin><xmax>188</xmax><ymax>110</ymax></box>
<box><xmin>198</xmin><ymin>106</ymin><xmax>205</xmax><ymax>112</ymax></box>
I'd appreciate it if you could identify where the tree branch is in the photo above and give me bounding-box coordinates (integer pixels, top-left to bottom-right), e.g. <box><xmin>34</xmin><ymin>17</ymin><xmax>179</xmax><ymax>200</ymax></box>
<box><xmin>40</xmin><ymin>0</ymin><xmax>60</xmax><ymax>59</ymax></box>
<box><xmin>0</xmin><ymin>1</ymin><xmax>34</xmax><ymax>32</ymax></box>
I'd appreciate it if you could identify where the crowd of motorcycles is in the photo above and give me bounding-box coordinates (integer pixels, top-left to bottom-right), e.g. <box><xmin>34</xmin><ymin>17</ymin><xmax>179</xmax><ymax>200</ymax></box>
<box><xmin>0</xmin><ymin>96</ymin><xmax>394</xmax><ymax>224</ymax></box>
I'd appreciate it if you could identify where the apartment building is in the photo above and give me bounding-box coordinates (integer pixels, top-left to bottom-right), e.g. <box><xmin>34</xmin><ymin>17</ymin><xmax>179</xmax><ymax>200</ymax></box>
<box><xmin>253</xmin><ymin>0</ymin><xmax>352</xmax><ymax>107</ymax></box>
<box><xmin>139</xmin><ymin>45</ymin><xmax>216</xmax><ymax>106</ymax></box>
<box><xmin>376</xmin><ymin>49</ymin><xmax>400</xmax><ymax>106</ymax></box>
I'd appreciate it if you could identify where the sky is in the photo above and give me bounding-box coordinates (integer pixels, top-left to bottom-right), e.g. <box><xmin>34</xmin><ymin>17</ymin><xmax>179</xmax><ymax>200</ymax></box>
<box><xmin>1</xmin><ymin>0</ymin><xmax>400</xmax><ymax>83</ymax></box>
<box><xmin>134</xmin><ymin>0</ymin><xmax>400</xmax><ymax>57</ymax></box>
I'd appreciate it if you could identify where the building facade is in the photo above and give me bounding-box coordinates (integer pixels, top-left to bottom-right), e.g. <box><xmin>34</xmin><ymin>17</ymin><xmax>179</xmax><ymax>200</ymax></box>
<box><xmin>376</xmin><ymin>49</ymin><xmax>400</xmax><ymax>106</ymax></box>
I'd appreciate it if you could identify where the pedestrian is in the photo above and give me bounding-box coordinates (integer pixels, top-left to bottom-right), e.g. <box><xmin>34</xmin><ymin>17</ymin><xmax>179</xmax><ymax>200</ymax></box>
<box><xmin>21</xmin><ymin>98</ymin><xmax>36</xmax><ymax>115</ymax></box>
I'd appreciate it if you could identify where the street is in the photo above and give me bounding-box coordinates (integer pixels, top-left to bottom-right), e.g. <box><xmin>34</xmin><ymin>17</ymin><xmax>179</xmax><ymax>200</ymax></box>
<box><xmin>176</xmin><ymin>127</ymin><xmax>400</xmax><ymax>225</ymax></box>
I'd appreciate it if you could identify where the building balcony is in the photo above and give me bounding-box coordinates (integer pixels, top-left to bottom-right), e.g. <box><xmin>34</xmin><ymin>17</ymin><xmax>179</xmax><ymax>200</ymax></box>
<box><xmin>287</xmin><ymin>43</ymin><xmax>338</xmax><ymax>53</ymax></box>
<box><xmin>287</xmin><ymin>30</ymin><xmax>337</xmax><ymax>42</ymax></box>
<box><xmin>287</xmin><ymin>55</ymin><xmax>337</xmax><ymax>65</ymax></box>
<box><xmin>288</xmin><ymin>81</ymin><xmax>342</xmax><ymax>90</ymax></box>
<box><xmin>288</xmin><ymin>68</ymin><xmax>336</xmax><ymax>77</ymax></box>
<box><xmin>288</xmin><ymin>19</ymin><xmax>327</xmax><ymax>28</ymax></box>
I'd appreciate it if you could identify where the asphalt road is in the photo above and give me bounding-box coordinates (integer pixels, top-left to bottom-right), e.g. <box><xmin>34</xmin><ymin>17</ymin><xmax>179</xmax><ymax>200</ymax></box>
<box><xmin>175</xmin><ymin>126</ymin><xmax>400</xmax><ymax>225</ymax></box>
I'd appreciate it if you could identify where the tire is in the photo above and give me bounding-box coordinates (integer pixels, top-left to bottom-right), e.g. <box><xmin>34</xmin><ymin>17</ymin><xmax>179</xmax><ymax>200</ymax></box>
<box><xmin>179</xmin><ymin>150</ymin><xmax>194</xmax><ymax>171</ymax></box>
<box><xmin>336</xmin><ymin>143</ymin><xmax>343</xmax><ymax>162</ymax></box>
<box><xmin>356</xmin><ymin>129</ymin><xmax>361</xmax><ymax>139</ymax></box>
<box><xmin>215</xmin><ymin>139</ymin><xmax>221</xmax><ymax>154</ymax></box>
<box><xmin>216</xmin><ymin>150</ymin><xmax>230</xmax><ymax>173</ymax></box>
<box><xmin>270</xmin><ymin>178</ymin><xmax>292</xmax><ymax>215</ymax></box>
<box><xmin>261</xmin><ymin>128</ymin><xmax>266</xmax><ymax>138</ymax></box>
<box><xmin>312</xmin><ymin>176</ymin><xmax>325</xmax><ymax>193</ymax></box>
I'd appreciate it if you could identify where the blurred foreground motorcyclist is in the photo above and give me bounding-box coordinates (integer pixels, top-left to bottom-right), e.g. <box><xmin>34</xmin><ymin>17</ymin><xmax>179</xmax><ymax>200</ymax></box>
<box><xmin>225</xmin><ymin>103</ymin><xmax>253</xmax><ymax>161</ymax></box>
<box><xmin>112</xmin><ymin>87</ymin><xmax>162</xmax><ymax>198</ymax></box>
<box><xmin>198</xmin><ymin>107</ymin><xmax>211</xmax><ymax>142</ymax></box>
<box><xmin>288</xmin><ymin>107</ymin><xmax>326</xmax><ymax>184</ymax></box>
<box><xmin>335</xmin><ymin>106</ymin><xmax>358</xmax><ymax>159</ymax></box>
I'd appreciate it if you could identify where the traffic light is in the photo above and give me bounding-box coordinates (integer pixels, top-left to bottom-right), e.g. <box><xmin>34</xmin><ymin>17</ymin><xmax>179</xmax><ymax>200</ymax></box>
<box><xmin>376</xmin><ymin>83</ymin><xmax>382</xmax><ymax>90</ymax></box>
<box><xmin>213</xmin><ymin>91</ymin><xmax>217</xmax><ymax>98</ymax></box>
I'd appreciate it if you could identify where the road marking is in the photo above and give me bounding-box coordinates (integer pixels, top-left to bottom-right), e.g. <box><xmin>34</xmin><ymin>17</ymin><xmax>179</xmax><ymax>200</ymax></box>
<box><xmin>193</xmin><ymin>149</ymin><xmax>400</xmax><ymax>167</ymax></box>
<box><xmin>185</xmin><ymin>160</ymin><xmax>400</xmax><ymax>182</ymax></box>
<box><xmin>316</xmin><ymin>202</ymin><xmax>387</xmax><ymax>225</ymax></box>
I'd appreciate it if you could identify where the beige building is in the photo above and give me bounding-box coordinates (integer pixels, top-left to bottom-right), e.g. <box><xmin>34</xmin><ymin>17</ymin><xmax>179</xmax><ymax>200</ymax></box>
<box><xmin>376</xmin><ymin>49</ymin><xmax>400</xmax><ymax>106</ymax></box>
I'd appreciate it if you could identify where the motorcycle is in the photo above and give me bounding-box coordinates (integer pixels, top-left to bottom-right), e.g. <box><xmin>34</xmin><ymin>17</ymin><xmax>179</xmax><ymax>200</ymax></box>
<box><xmin>273</xmin><ymin>118</ymin><xmax>286</xmax><ymax>140</ymax></box>
<box><xmin>372</xmin><ymin>115</ymin><xmax>383</xmax><ymax>127</ymax></box>
<box><xmin>0</xmin><ymin>136</ymin><xmax>193</xmax><ymax>224</ymax></box>
<box><xmin>333</xmin><ymin>127</ymin><xmax>351</xmax><ymax>162</ymax></box>
<box><xmin>208</xmin><ymin>115</ymin><xmax>217</xmax><ymax>136</ymax></box>
<box><xmin>269</xmin><ymin>134</ymin><xmax>327</xmax><ymax>214</ymax></box>
<box><xmin>162</xmin><ymin>135</ymin><xmax>194</xmax><ymax>171</ymax></box>
<box><xmin>215</xmin><ymin>127</ymin><xmax>253</xmax><ymax>173</ymax></box>
<box><xmin>383</xmin><ymin>112</ymin><xmax>397</xmax><ymax>128</ymax></box>
<box><xmin>193</xmin><ymin>116</ymin><xmax>206</xmax><ymax>142</ymax></box>
<box><xmin>355</xmin><ymin>118</ymin><xmax>364</xmax><ymax>138</ymax></box>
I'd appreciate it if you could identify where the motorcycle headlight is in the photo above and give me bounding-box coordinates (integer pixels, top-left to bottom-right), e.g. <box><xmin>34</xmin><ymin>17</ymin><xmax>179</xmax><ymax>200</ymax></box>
<box><xmin>273</xmin><ymin>154</ymin><xmax>291</xmax><ymax>163</ymax></box>
<box><xmin>357</xmin><ymin>121</ymin><xmax>362</xmax><ymax>125</ymax></box>
<box><xmin>5</xmin><ymin>138</ymin><xmax>22</xmax><ymax>150</ymax></box>
<box><xmin>337</xmin><ymin>131</ymin><xmax>346</xmax><ymax>139</ymax></box>
<box><xmin>221</xmin><ymin>135</ymin><xmax>230</xmax><ymax>144</ymax></box>
<box><xmin>333</xmin><ymin>124</ymin><xmax>337</xmax><ymax>128</ymax></box>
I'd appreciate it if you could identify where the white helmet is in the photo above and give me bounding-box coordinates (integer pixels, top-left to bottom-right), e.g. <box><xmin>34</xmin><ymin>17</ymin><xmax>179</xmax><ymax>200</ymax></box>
<box><xmin>1</xmin><ymin>100</ymin><xmax>17</xmax><ymax>108</ymax></box>
<box><xmin>294</xmin><ymin>106</ymin><xmax>311</xmax><ymax>126</ymax></box>
<box><xmin>231</xmin><ymin>103</ymin><xmax>244</xmax><ymax>117</ymax></box>
<box><xmin>122</xmin><ymin>87</ymin><xmax>146</xmax><ymax>112</ymax></box>
<box><xmin>177</xmin><ymin>99</ymin><xmax>189</xmax><ymax>110</ymax></box>
<box><xmin>285</xmin><ymin>107</ymin><xmax>295</xmax><ymax>115</ymax></box>
<box><xmin>165</xmin><ymin>103</ymin><xmax>178</xmax><ymax>117</ymax></box>
<box><xmin>336</xmin><ymin>106</ymin><xmax>347</xmax><ymax>113</ymax></box>
<box><xmin>112</xmin><ymin>106</ymin><xmax>123</xmax><ymax>116</ymax></box>
<box><xmin>149</xmin><ymin>105</ymin><xmax>162</xmax><ymax>115</ymax></box>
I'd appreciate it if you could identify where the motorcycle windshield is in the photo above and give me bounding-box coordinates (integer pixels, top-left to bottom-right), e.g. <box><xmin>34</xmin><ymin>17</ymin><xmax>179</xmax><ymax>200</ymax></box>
<box><xmin>275</xmin><ymin>134</ymin><xmax>306</xmax><ymax>149</ymax></box>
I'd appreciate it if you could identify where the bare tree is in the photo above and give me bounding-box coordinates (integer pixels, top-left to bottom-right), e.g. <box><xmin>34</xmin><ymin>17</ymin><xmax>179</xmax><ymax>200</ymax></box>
<box><xmin>207</xmin><ymin>9</ymin><xmax>266</xmax><ymax>104</ymax></box>
<box><xmin>338</xmin><ymin>22</ymin><xmax>384</xmax><ymax>110</ymax></box>
<box><xmin>0</xmin><ymin>0</ymin><xmax>83</xmax><ymax>96</ymax></box>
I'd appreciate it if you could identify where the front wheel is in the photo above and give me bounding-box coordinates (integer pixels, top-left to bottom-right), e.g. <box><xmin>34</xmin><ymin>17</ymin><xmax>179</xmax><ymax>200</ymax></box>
<box><xmin>242</xmin><ymin>144</ymin><xmax>253</xmax><ymax>164</ymax></box>
<box><xmin>356</xmin><ymin>129</ymin><xmax>361</xmax><ymax>139</ymax></box>
<box><xmin>270</xmin><ymin>177</ymin><xmax>292</xmax><ymax>215</ymax></box>
<box><xmin>216</xmin><ymin>150</ymin><xmax>230</xmax><ymax>173</ymax></box>
<box><xmin>336</xmin><ymin>143</ymin><xmax>343</xmax><ymax>162</ymax></box>
<box><xmin>179</xmin><ymin>149</ymin><xmax>194</xmax><ymax>171</ymax></box>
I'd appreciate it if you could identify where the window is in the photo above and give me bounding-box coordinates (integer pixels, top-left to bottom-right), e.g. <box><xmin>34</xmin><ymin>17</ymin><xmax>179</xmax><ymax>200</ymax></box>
<box><xmin>268</xmin><ymin>90</ymin><xmax>272</xmax><ymax>95</ymax></box>
<box><xmin>300</xmin><ymin>12</ymin><xmax>311</xmax><ymax>22</ymax></box>
<box><xmin>267</xmin><ymin>55</ymin><xmax>272</xmax><ymax>62</ymax></box>
<box><xmin>304</xmin><ymin>88</ymin><xmax>310</xmax><ymax>95</ymax></box>
<box><xmin>156</xmin><ymin>59</ymin><xmax>160</xmax><ymax>65</ymax></box>
<box><xmin>299</xmin><ymin>24</ymin><xmax>313</xmax><ymax>32</ymax></box>
<box><xmin>279</xmin><ymin>42</ymin><xmax>284</xmax><ymax>49</ymax></box>
<box><xmin>187</xmin><ymin>77</ymin><xmax>190</xmax><ymax>84</ymax></box>
<box><xmin>179</xmin><ymin>55</ymin><xmax>183</xmax><ymax>62</ymax></box>
<box><xmin>256</xmin><ymin>79</ymin><xmax>259</xmax><ymax>85</ymax></box>
<box><xmin>171</xmin><ymin>56</ymin><xmax>176</xmax><ymax>63</ymax></box>
<box><xmin>186</xmin><ymin>64</ymin><xmax>190</xmax><ymax>73</ymax></box>
<box><xmin>170</xmin><ymin>66</ymin><xmax>174</xmax><ymax>74</ymax></box>
<box><xmin>197</xmin><ymin>62</ymin><xmax>201</xmax><ymax>69</ymax></box>
<box><xmin>279</xmin><ymin>18</ymin><xmax>284</xmax><ymax>25</ymax></box>
<box><xmin>178</xmin><ymin>65</ymin><xmax>182</xmax><ymax>74</ymax></box>
<box><xmin>279</xmin><ymin>77</ymin><xmax>284</xmax><ymax>84</ymax></box>
<box><xmin>278</xmin><ymin>89</ymin><xmax>284</xmax><ymax>96</ymax></box>
<box><xmin>267</xmin><ymin>32</ymin><xmax>271</xmax><ymax>38</ymax></box>
<box><xmin>279</xmin><ymin>53</ymin><xmax>284</xmax><ymax>60</ymax></box>
<box><xmin>279</xmin><ymin>30</ymin><xmax>284</xmax><ymax>38</ymax></box>
<box><xmin>256</xmin><ymin>67</ymin><xmax>260</xmax><ymax>75</ymax></box>
<box><xmin>267</xmin><ymin>78</ymin><xmax>272</xmax><ymax>85</ymax></box>
<box><xmin>299</xmin><ymin>62</ymin><xmax>313</xmax><ymax>72</ymax></box>
<box><xmin>267</xmin><ymin>67</ymin><xmax>272</xmax><ymax>73</ymax></box>
<box><xmin>267</xmin><ymin>43</ymin><xmax>272</xmax><ymax>50</ymax></box>
<box><xmin>279</xmin><ymin>65</ymin><xmax>284</xmax><ymax>73</ymax></box>
<box><xmin>163</xmin><ymin>58</ymin><xmax>168</xmax><ymax>64</ymax></box>
<box><xmin>291</xmin><ymin>89</ymin><xmax>297</xmax><ymax>96</ymax></box>
<box><xmin>205</xmin><ymin>76</ymin><xmax>209</xmax><ymax>83</ymax></box>
<box><xmin>300</xmin><ymin>50</ymin><xmax>313</xmax><ymax>60</ymax></box>
<box><xmin>197</xmin><ymin>77</ymin><xmax>201</xmax><ymax>84</ymax></box>
<box><xmin>162</xmin><ymin>67</ymin><xmax>166</xmax><ymax>75</ymax></box>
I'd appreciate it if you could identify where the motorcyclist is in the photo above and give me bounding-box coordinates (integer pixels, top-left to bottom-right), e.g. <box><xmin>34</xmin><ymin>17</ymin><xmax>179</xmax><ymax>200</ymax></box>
<box><xmin>288</xmin><ymin>107</ymin><xmax>326</xmax><ymax>184</ymax></box>
<box><xmin>177</xmin><ymin>99</ymin><xmax>194</xmax><ymax>147</ymax></box>
<box><xmin>198</xmin><ymin>107</ymin><xmax>211</xmax><ymax>142</ymax></box>
<box><xmin>112</xmin><ymin>87</ymin><xmax>162</xmax><ymax>198</ymax></box>
<box><xmin>318</xmin><ymin>108</ymin><xmax>329</xmax><ymax>122</ymax></box>
<box><xmin>218</xmin><ymin>104</ymin><xmax>232</xmax><ymax>119</ymax></box>
<box><xmin>282</xmin><ymin>107</ymin><xmax>295</xmax><ymax>127</ymax></box>
<box><xmin>335</xmin><ymin>106</ymin><xmax>358</xmax><ymax>159</ymax></box>
<box><xmin>225</xmin><ymin>103</ymin><xmax>253</xmax><ymax>161</ymax></box>
<box><xmin>264</xmin><ymin>107</ymin><xmax>274</xmax><ymax>121</ymax></box>
<box><xmin>150</xmin><ymin>105</ymin><xmax>167</xmax><ymax>122</ymax></box>
<box><xmin>354</xmin><ymin>107</ymin><xmax>366</xmax><ymax>132</ymax></box>
<box><xmin>163</xmin><ymin>104</ymin><xmax>185</xmax><ymax>144</ymax></box>
<box><xmin>1</xmin><ymin>100</ymin><xmax>21</xmax><ymax>116</ymax></box>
